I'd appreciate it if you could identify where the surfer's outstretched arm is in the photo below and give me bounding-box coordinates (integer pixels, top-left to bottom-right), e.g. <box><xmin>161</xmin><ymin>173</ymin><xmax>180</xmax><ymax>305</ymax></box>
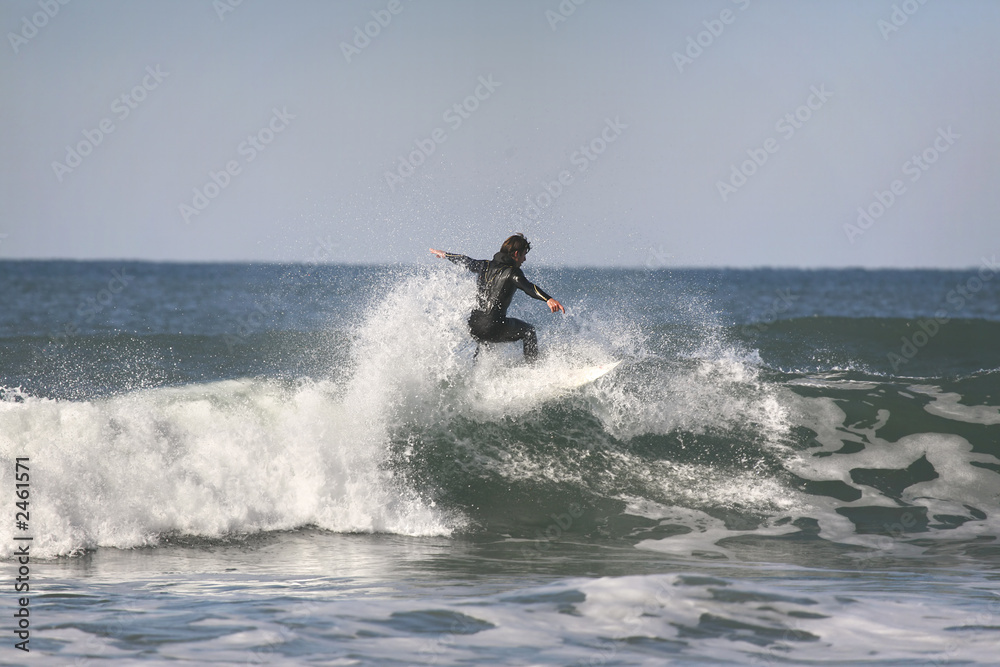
<box><xmin>511</xmin><ymin>268</ymin><xmax>565</xmax><ymax>314</ymax></box>
<box><xmin>429</xmin><ymin>248</ymin><xmax>484</xmax><ymax>272</ymax></box>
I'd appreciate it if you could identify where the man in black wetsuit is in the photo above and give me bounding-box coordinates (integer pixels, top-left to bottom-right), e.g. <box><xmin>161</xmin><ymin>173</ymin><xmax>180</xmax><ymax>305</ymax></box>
<box><xmin>430</xmin><ymin>233</ymin><xmax>564</xmax><ymax>361</ymax></box>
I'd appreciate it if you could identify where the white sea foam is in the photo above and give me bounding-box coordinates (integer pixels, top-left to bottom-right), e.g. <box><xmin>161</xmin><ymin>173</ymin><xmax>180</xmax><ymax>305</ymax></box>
<box><xmin>777</xmin><ymin>389</ymin><xmax>1000</xmax><ymax>555</ymax></box>
<box><xmin>0</xmin><ymin>377</ymin><xmax>457</xmax><ymax>558</ymax></box>
<box><xmin>910</xmin><ymin>384</ymin><xmax>1000</xmax><ymax>424</ymax></box>
<box><xmin>569</xmin><ymin>572</ymin><xmax>1000</xmax><ymax>665</ymax></box>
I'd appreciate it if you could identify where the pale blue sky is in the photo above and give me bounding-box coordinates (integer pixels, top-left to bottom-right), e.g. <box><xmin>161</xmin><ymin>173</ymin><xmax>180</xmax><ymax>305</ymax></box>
<box><xmin>2</xmin><ymin>0</ymin><xmax>998</xmax><ymax>267</ymax></box>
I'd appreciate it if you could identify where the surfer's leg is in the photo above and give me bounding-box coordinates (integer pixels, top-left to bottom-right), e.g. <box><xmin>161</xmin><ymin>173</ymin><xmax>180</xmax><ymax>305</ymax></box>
<box><xmin>468</xmin><ymin>312</ymin><xmax>491</xmax><ymax>362</ymax></box>
<box><xmin>497</xmin><ymin>318</ymin><xmax>537</xmax><ymax>361</ymax></box>
<box><xmin>470</xmin><ymin>314</ymin><xmax>537</xmax><ymax>361</ymax></box>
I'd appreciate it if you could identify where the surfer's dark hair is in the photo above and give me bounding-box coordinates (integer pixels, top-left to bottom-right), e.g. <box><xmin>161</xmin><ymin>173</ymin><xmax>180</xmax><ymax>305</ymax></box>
<box><xmin>501</xmin><ymin>233</ymin><xmax>531</xmax><ymax>256</ymax></box>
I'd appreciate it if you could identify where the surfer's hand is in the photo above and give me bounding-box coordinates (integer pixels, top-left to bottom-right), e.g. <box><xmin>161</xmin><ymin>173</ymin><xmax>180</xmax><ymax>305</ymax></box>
<box><xmin>429</xmin><ymin>248</ymin><xmax>446</xmax><ymax>258</ymax></box>
<box><xmin>547</xmin><ymin>298</ymin><xmax>565</xmax><ymax>314</ymax></box>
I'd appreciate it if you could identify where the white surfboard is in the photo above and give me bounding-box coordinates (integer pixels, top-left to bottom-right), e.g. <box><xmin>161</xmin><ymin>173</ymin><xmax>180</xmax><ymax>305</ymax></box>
<box><xmin>470</xmin><ymin>358</ymin><xmax>622</xmax><ymax>409</ymax></box>
<box><xmin>554</xmin><ymin>359</ymin><xmax>622</xmax><ymax>390</ymax></box>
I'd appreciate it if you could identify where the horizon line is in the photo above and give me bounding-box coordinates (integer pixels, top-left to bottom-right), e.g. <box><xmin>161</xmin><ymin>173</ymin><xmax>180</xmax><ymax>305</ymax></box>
<box><xmin>0</xmin><ymin>257</ymin><xmax>992</xmax><ymax>272</ymax></box>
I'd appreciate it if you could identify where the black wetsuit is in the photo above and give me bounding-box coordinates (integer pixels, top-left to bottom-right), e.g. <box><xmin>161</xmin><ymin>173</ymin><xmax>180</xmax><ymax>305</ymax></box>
<box><xmin>443</xmin><ymin>251</ymin><xmax>554</xmax><ymax>359</ymax></box>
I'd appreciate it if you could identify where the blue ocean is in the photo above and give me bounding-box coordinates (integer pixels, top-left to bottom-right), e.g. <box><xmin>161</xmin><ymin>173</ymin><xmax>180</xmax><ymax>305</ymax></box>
<box><xmin>2</xmin><ymin>259</ymin><xmax>999</xmax><ymax>665</ymax></box>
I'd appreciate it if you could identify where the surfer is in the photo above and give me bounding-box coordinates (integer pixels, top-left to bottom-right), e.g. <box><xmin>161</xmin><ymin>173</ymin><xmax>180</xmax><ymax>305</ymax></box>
<box><xmin>430</xmin><ymin>233</ymin><xmax>564</xmax><ymax>361</ymax></box>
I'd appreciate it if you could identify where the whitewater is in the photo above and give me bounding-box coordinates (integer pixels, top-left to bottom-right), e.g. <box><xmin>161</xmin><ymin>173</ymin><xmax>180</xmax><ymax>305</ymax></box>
<box><xmin>1</xmin><ymin>260</ymin><xmax>999</xmax><ymax>664</ymax></box>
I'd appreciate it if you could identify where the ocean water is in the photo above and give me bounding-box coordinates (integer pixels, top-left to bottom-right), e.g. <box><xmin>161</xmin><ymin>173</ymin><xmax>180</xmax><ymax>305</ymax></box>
<box><xmin>1</xmin><ymin>259</ymin><xmax>999</xmax><ymax>665</ymax></box>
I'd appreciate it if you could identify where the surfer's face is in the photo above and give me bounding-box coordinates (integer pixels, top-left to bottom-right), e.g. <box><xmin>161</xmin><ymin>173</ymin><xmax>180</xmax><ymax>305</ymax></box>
<box><xmin>513</xmin><ymin>250</ymin><xmax>526</xmax><ymax>266</ymax></box>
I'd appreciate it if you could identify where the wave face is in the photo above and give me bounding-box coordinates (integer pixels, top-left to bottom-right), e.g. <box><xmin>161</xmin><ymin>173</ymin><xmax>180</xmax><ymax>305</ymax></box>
<box><xmin>1</xmin><ymin>262</ymin><xmax>999</xmax><ymax>561</ymax></box>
